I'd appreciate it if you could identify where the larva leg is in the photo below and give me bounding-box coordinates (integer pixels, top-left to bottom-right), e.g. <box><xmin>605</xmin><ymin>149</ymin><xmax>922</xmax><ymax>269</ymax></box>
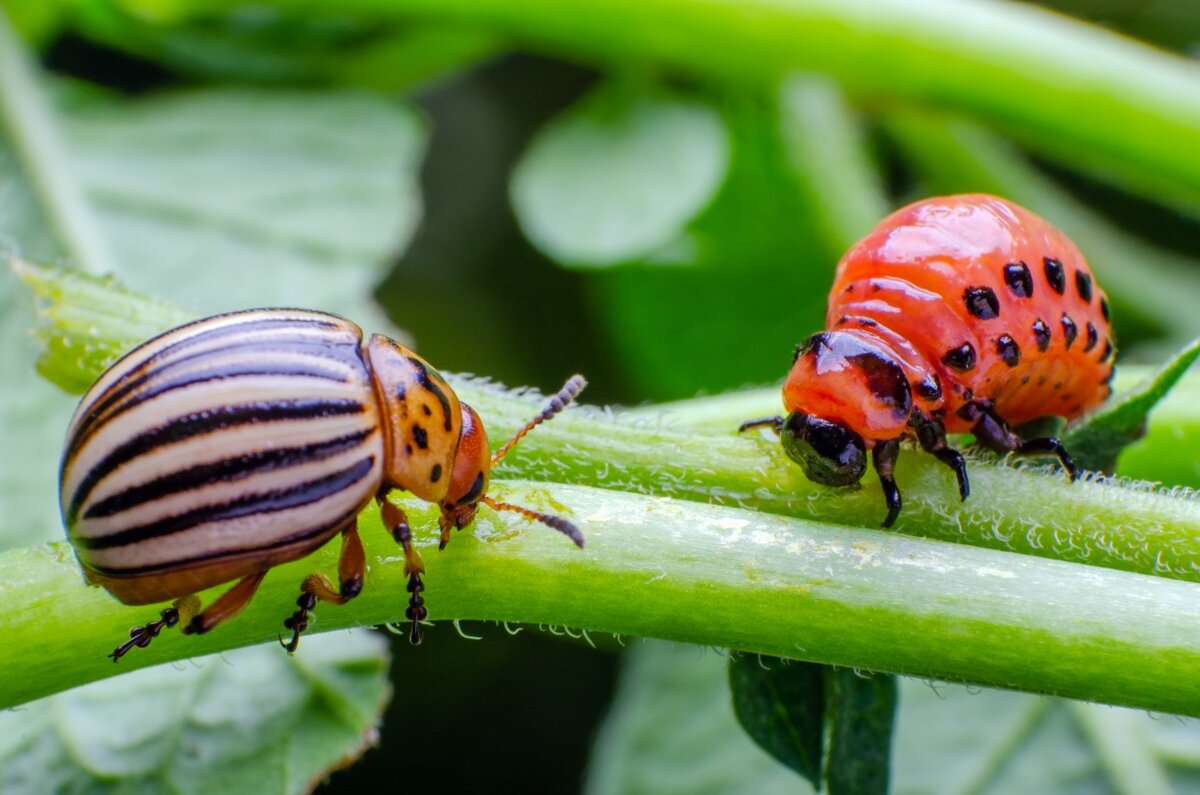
<box><xmin>872</xmin><ymin>438</ymin><xmax>903</xmax><ymax>528</ymax></box>
<box><xmin>108</xmin><ymin>594</ymin><xmax>201</xmax><ymax>663</ymax></box>
<box><xmin>914</xmin><ymin>415</ymin><xmax>970</xmax><ymax>501</ymax></box>
<box><xmin>281</xmin><ymin>521</ymin><xmax>367</xmax><ymax>654</ymax></box>
<box><xmin>377</xmin><ymin>491</ymin><xmax>427</xmax><ymax>646</ymax></box>
<box><xmin>969</xmin><ymin>403</ymin><xmax>1079</xmax><ymax>480</ymax></box>
<box><xmin>182</xmin><ymin>571</ymin><xmax>268</xmax><ymax>636</ymax></box>
<box><xmin>738</xmin><ymin>416</ymin><xmax>784</xmax><ymax>434</ymax></box>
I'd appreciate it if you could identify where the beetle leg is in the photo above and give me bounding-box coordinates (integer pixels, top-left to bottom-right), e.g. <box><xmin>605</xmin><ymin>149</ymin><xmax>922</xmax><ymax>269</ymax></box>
<box><xmin>969</xmin><ymin>403</ymin><xmax>1079</xmax><ymax>480</ymax></box>
<box><xmin>738</xmin><ymin>416</ymin><xmax>784</xmax><ymax>435</ymax></box>
<box><xmin>181</xmin><ymin>570</ymin><xmax>268</xmax><ymax>637</ymax></box>
<box><xmin>280</xmin><ymin>522</ymin><xmax>368</xmax><ymax>654</ymax></box>
<box><xmin>914</xmin><ymin>415</ymin><xmax>970</xmax><ymax>501</ymax></box>
<box><xmin>377</xmin><ymin>493</ymin><xmax>428</xmax><ymax>646</ymax></box>
<box><xmin>872</xmin><ymin>438</ymin><xmax>903</xmax><ymax>528</ymax></box>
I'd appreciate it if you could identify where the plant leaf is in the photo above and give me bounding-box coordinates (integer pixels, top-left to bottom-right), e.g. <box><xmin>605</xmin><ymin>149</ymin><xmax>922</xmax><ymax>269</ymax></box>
<box><xmin>824</xmin><ymin>668</ymin><xmax>896</xmax><ymax>795</ymax></box>
<box><xmin>1065</xmin><ymin>337</ymin><xmax>1200</xmax><ymax>474</ymax></box>
<box><xmin>587</xmin><ymin>642</ymin><xmax>813</xmax><ymax>794</ymax></box>
<box><xmin>590</xmin><ymin>641</ymin><xmax>1200</xmax><ymax>795</ymax></box>
<box><xmin>0</xmin><ymin>630</ymin><xmax>391</xmax><ymax>795</ymax></box>
<box><xmin>0</xmin><ymin>80</ymin><xmax>426</xmax><ymax>551</ymax></box>
<box><xmin>511</xmin><ymin>84</ymin><xmax>730</xmax><ymax>267</ymax></box>
<box><xmin>728</xmin><ymin>654</ymin><xmax>825</xmax><ymax>788</ymax></box>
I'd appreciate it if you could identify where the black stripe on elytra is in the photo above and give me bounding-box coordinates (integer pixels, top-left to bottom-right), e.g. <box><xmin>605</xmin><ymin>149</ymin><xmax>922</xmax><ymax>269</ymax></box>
<box><xmin>66</xmin><ymin>399</ymin><xmax>365</xmax><ymax>525</ymax></box>
<box><xmin>408</xmin><ymin>356</ymin><xmax>455</xmax><ymax>432</ymax></box>
<box><xmin>84</xmin><ymin>428</ymin><xmax>374</xmax><ymax>520</ymax></box>
<box><xmin>82</xmin><ymin>502</ymin><xmax>365</xmax><ymax>577</ymax></box>
<box><xmin>77</xmin><ymin>455</ymin><xmax>375</xmax><ymax>550</ymax></box>
<box><xmin>111</xmin><ymin>315</ymin><xmax>344</xmax><ymax>388</ymax></box>
<box><xmin>68</xmin><ymin>342</ymin><xmax>363</xmax><ymax>456</ymax></box>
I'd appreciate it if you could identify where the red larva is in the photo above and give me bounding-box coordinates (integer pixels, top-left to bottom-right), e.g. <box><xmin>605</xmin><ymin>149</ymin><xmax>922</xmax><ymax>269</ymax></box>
<box><xmin>741</xmin><ymin>194</ymin><xmax>1115</xmax><ymax>527</ymax></box>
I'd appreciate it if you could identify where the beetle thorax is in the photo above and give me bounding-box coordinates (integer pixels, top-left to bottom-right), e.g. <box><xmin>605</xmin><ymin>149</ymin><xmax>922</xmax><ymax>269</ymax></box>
<box><xmin>782</xmin><ymin>330</ymin><xmax>916</xmax><ymax>443</ymax></box>
<box><xmin>365</xmin><ymin>334</ymin><xmax>463</xmax><ymax>502</ymax></box>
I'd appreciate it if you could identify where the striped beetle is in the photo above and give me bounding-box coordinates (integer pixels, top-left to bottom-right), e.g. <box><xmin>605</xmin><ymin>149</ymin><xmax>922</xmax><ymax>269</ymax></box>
<box><xmin>60</xmin><ymin>308</ymin><xmax>586</xmax><ymax>661</ymax></box>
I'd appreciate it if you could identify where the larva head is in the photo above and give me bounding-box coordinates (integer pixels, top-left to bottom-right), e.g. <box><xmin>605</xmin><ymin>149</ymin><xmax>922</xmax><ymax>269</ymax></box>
<box><xmin>438</xmin><ymin>404</ymin><xmax>490</xmax><ymax>531</ymax></box>
<box><xmin>781</xmin><ymin>331</ymin><xmax>913</xmax><ymax>486</ymax></box>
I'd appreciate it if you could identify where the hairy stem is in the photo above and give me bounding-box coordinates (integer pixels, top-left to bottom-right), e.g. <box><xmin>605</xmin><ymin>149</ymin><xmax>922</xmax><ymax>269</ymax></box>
<box><xmin>3</xmin><ymin>481</ymin><xmax>1200</xmax><ymax>714</ymax></box>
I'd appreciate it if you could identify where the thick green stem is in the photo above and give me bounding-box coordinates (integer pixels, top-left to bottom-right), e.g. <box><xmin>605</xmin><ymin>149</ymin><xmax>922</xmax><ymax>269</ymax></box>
<box><xmin>183</xmin><ymin>0</ymin><xmax>1200</xmax><ymax>211</ymax></box>
<box><xmin>3</xmin><ymin>482</ymin><xmax>1199</xmax><ymax>714</ymax></box>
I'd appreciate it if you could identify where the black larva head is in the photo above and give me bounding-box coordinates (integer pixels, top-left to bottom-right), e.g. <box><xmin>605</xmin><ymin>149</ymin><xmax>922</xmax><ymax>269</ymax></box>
<box><xmin>781</xmin><ymin>412</ymin><xmax>867</xmax><ymax>487</ymax></box>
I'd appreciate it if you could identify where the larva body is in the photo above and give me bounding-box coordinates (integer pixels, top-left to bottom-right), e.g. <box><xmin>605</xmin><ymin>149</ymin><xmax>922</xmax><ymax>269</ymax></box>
<box><xmin>743</xmin><ymin>194</ymin><xmax>1114</xmax><ymax>526</ymax></box>
<box><xmin>61</xmin><ymin>308</ymin><xmax>585</xmax><ymax>659</ymax></box>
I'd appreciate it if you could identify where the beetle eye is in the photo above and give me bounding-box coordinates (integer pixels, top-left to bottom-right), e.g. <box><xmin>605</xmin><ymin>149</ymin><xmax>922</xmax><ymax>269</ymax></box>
<box><xmin>781</xmin><ymin>413</ymin><xmax>866</xmax><ymax>487</ymax></box>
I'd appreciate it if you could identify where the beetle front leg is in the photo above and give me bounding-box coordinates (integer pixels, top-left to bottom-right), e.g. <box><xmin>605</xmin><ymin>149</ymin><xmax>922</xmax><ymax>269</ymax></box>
<box><xmin>377</xmin><ymin>491</ymin><xmax>428</xmax><ymax>646</ymax></box>
<box><xmin>281</xmin><ymin>521</ymin><xmax>367</xmax><ymax>654</ymax></box>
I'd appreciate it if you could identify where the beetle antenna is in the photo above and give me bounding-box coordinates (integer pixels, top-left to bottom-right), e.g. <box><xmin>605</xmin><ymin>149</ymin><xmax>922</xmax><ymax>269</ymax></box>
<box><xmin>491</xmin><ymin>374</ymin><xmax>586</xmax><ymax>467</ymax></box>
<box><xmin>482</xmin><ymin>496</ymin><xmax>584</xmax><ymax>548</ymax></box>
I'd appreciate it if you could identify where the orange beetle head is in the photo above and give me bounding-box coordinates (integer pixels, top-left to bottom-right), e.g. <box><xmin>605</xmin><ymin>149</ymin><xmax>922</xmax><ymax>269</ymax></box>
<box><xmin>439</xmin><ymin>404</ymin><xmax>490</xmax><ymax>532</ymax></box>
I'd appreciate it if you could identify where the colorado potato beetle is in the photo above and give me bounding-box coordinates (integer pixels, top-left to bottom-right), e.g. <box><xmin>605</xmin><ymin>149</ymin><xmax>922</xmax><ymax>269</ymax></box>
<box><xmin>60</xmin><ymin>308</ymin><xmax>586</xmax><ymax>660</ymax></box>
<box><xmin>741</xmin><ymin>194</ymin><xmax>1114</xmax><ymax>527</ymax></box>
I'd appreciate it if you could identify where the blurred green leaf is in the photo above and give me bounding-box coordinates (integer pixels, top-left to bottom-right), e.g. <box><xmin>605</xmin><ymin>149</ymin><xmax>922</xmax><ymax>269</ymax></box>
<box><xmin>587</xmin><ymin>643</ymin><xmax>811</xmax><ymax>794</ymax></box>
<box><xmin>729</xmin><ymin>655</ymin><xmax>825</xmax><ymax>788</ymax></box>
<box><xmin>511</xmin><ymin>84</ymin><xmax>729</xmax><ymax>267</ymax></box>
<box><xmin>62</xmin><ymin>86</ymin><xmax>425</xmax><ymax>323</ymax></box>
<box><xmin>1065</xmin><ymin>337</ymin><xmax>1200</xmax><ymax>474</ymax></box>
<box><xmin>584</xmin><ymin>81</ymin><xmax>888</xmax><ymax>399</ymax></box>
<box><xmin>0</xmin><ymin>59</ymin><xmax>427</xmax><ymax>550</ymax></box>
<box><xmin>0</xmin><ymin>630</ymin><xmax>391</xmax><ymax>795</ymax></box>
<box><xmin>825</xmin><ymin>668</ymin><xmax>896</xmax><ymax>795</ymax></box>
<box><xmin>591</xmin><ymin>641</ymin><xmax>1200</xmax><ymax>795</ymax></box>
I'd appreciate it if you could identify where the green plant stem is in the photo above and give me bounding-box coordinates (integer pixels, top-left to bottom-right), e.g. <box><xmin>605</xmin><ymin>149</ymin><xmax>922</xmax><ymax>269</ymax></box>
<box><xmin>0</xmin><ymin>9</ymin><xmax>113</xmax><ymax>273</ymax></box>
<box><xmin>3</xmin><ymin>481</ymin><xmax>1200</xmax><ymax>714</ymax></box>
<box><xmin>186</xmin><ymin>0</ymin><xmax>1200</xmax><ymax>212</ymax></box>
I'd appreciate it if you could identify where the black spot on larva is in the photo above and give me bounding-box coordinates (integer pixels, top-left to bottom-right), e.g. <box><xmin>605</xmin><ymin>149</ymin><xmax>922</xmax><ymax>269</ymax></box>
<box><xmin>856</xmin><ymin>317</ymin><xmax>878</xmax><ymax>328</ymax></box>
<box><xmin>1020</xmin><ymin>375</ymin><xmax>1030</xmax><ymax>385</ymax></box>
<box><xmin>395</xmin><ymin>385</ymin><xmax>406</xmax><ymax>401</ymax></box>
<box><xmin>916</xmin><ymin>373</ymin><xmax>942</xmax><ymax>401</ymax></box>
<box><xmin>1061</xmin><ymin>314</ymin><xmax>1078</xmax><ymax>349</ymax></box>
<box><xmin>837</xmin><ymin>315</ymin><xmax>849</xmax><ymax>325</ymax></box>
<box><xmin>996</xmin><ymin>335</ymin><xmax>1020</xmax><ymax>367</ymax></box>
<box><xmin>404</xmin><ymin>443</ymin><xmax>413</xmax><ymax>456</ymax></box>
<box><xmin>1100</xmin><ymin>338</ymin><xmax>1114</xmax><ymax>362</ymax></box>
<box><xmin>964</xmin><ymin>286</ymin><xmax>1000</xmax><ymax>319</ymax></box>
<box><xmin>1084</xmin><ymin>322</ymin><xmax>1098</xmax><ymax>352</ymax></box>
<box><xmin>846</xmin><ymin>350</ymin><xmax>912</xmax><ymax>418</ymax></box>
<box><xmin>430</xmin><ymin>464</ymin><xmax>442</xmax><ymax>483</ymax></box>
<box><xmin>1075</xmin><ymin>271</ymin><xmax>1093</xmax><ymax>302</ymax></box>
<box><xmin>845</xmin><ymin>284</ymin><xmax>855</xmax><ymax>293</ymax></box>
<box><xmin>1100</xmin><ymin>295</ymin><xmax>1111</xmax><ymax>323</ymax></box>
<box><xmin>942</xmin><ymin>343</ymin><xmax>976</xmax><ymax>372</ymax></box>
<box><xmin>422</xmin><ymin>405</ymin><xmax>432</xmax><ymax>416</ymax></box>
<box><xmin>1053</xmin><ymin>381</ymin><xmax>1063</xmax><ymax>390</ymax></box>
<box><xmin>1003</xmin><ymin>262</ymin><xmax>1033</xmax><ymax>297</ymax></box>
<box><xmin>412</xmin><ymin>425</ymin><xmax>428</xmax><ymax>450</ymax></box>
<box><xmin>1043</xmin><ymin>257</ymin><xmax>1065</xmax><ymax>294</ymax></box>
<box><xmin>1031</xmin><ymin>319</ymin><xmax>1051</xmax><ymax>351</ymax></box>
